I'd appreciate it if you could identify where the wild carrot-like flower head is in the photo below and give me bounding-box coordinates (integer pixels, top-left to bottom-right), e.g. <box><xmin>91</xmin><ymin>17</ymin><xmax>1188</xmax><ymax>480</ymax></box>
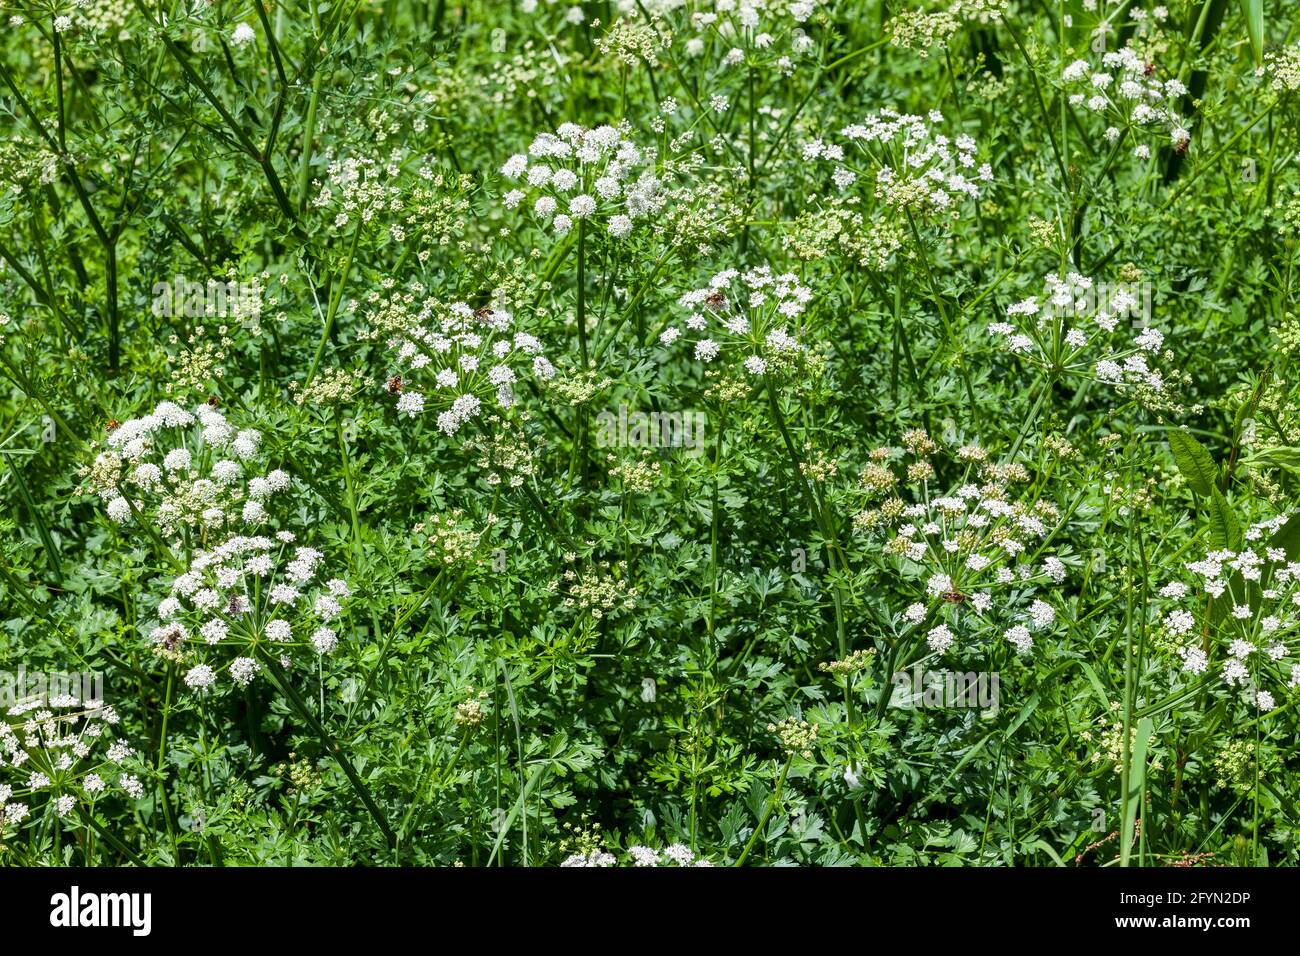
<box><xmin>310</xmin><ymin>153</ymin><xmax>405</xmax><ymax>231</ymax></box>
<box><xmin>500</xmin><ymin>122</ymin><xmax>665</xmax><ymax>240</ymax></box>
<box><xmin>362</xmin><ymin>292</ymin><xmax>556</xmax><ymax>437</ymax></box>
<box><xmin>146</xmin><ymin>532</ymin><xmax>351</xmax><ymax>694</ymax></box>
<box><xmin>886</xmin><ymin>0</ymin><xmax>1007</xmax><ymax>60</ymax></box>
<box><xmin>1059</xmin><ymin>39</ymin><xmax>1191</xmax><ymax>162</ymax></box>
<box><xmin>79</xmin><ymin>401</ymin><xmax>293</xmax><ymax>543</ymax></box>
<box><xmin>1</xmin><ymin>696</ymin><xmax>144</xmax><ymax>836</ymax></box>
<box><xmin>674</xmin><ymin>0</ymin><xmax>823</xmax><ymax>71</ymax></box>
<box><xmin>661</xmin><ymin>265</ymin><xmax>812</xmax><ymax>382</ymax></box>
<box><xmin>1263</xmin><ymin>42</ymin><xmax>1300</xmax><ymax>94</ymax></box>
<box><xmin>809</xmin><ymin>108</ymin><xmax>992</xmax><ymax>220</ymax></box>
<box><xmin>990</xmin><ymin>272</ymin><xmax>1188</xmax><ymax>411</ymax></box>
<box><xmin>853</xmin><ymin>433</ymin><xmax>1070</xmax><ymax>656</ymax></box>
<box><xmin>549</xmin><ymin>555</ymin><xmax>639</xmax><ymax>621</ymax></box>
<box><xmin>1151</xmin><ymin>514</ymin><xmax>1298</xmax><ymax>710</ymax></box>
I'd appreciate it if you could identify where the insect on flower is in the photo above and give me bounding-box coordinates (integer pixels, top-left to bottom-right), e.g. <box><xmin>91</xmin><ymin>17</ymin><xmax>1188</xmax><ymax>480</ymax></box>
<box><xmin>362</xmin><ymin>292</ymin><xmax>556</xmax><ymax>436</ymax></box>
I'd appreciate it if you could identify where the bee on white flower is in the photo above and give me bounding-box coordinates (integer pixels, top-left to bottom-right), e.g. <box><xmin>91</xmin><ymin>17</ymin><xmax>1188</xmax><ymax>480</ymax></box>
<box><xmin>1058</xmin><ymin>42</ymin><xmax>1191</xmax><ymax>162</ymax></box>
<box><xmin>362</xmin><ymin>295</ymin><xmax>554</xmax><ymax>439</ymax></box>
<box><xmin>664</xmin><ymin>265</ymin><xmax>814</xmax><ymax>387</ymax></box>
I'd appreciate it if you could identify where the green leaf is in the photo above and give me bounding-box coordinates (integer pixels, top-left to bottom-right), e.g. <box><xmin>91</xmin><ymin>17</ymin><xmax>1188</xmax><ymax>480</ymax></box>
<box><xmin>1030</xmin><ymin>838</ymin><xmax>1068</xmax><ymax>867</ymax></box>
<box><xmin>1005</xmin><ymin>692</ymin><xmax>1041</xmax><ymax>736</ymax></box>
<box><xmin>1208</xmin><ymin>488</ymin><xmax>1243</xmax><ymax>552</ymax></box>
<box><xmin>1239</xmin><ymin>0</ymin><xmax>1264</xmax><ymax>68</ymax></box>
<box><xmin>1247</xmin><ymin>446</ymin><xmax>1300</xmax><ymax>475</ymax></box>
<box><xmin>1120</xmin><ymin>717</ymin><xmax>1154</xmax><ymax>867</ymax></box>
<box><xmin>1167</xmin><ymin>429</ymin><xmax>1218</xmax><ymax>496</ymax></box>
<box><xmin>1078</xmin><ymin>661</ymin><xmax>1113</xmax><ymax>711</ymax></box>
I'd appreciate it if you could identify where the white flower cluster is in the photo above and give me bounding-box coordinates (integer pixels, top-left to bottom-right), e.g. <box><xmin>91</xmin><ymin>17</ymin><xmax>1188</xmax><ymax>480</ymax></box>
<box><xmin>500</xmin><ymin>122</ymin><xmax>666</xmax><ymax>240</ymax></box>
<box><xmin>311</xmin><ymin>153</ymin><xmax>404</xmax><ymax>231</ymax></box>
<box><xmin>628</xmin><ymin>842</ymin><xmax>714</xmax><ymax>866</ymax></box>
<box><xmin>558</xmin><ymin>849</ymin><xmax>618</xmax><ymax>866</ymax></box>
<box><xmin>990</xmin><ymin>273</ymin><xmax>1172</xmax><ymax>398</ymax></box>
<box><xmin>820</xmin><ymin>108</ymin><xmax>992</xmax><ymax>217</ymax></box>
<box><xmin>676</xmin><ymin>0</ymin><xmax>821</xmax><ymax>72</ymax></box>
<box><xmin>520</xmin><ymin>0</ymin><xmax>588</xmax><ymax>24</ymax></box>
<box><xmin>1262</xmin><ymin>43</ymin><xmax>1300</xmax><ymax>94</ymax></box>
<box><xmin>1060</xmin><ymin>46</ymin><xmax>1190</xmax><ymax>161</ymax></box>
<box><xmin>1</xmin><ymin>696</ymin><xmax>143</xmax><ymax>832</ymax></box>
<box><xmin>853</xmin><ymin>435</ymin><xmax>1066</xmax><ymax>656</ymax></box>
<box><xmin>38</xmin><ymin>0</ymin><xmax>137</xmax><ymax>40</ymax></box>
<box><xmin>82</xmin><ymin>400</ymin><xmax>292</xmax><ymax>541</ymax></box>
<box><xmin>559</xmin><ymin>842</ymin><xmax>714</xmax><ymax>866</ymax></box>
<box><xmin>364</xmin><ymin>295</ymin><xmax>556</xmax><ymax>436</ymax></box>
<box><xmin>1153</xmin><ymin>516</ymin><xmax>1298</xmax><ymax>710</ymax></box>
<box><xmin>146</xmin><ymin>531</ymin><xmax>351</xmax><ymax>694</ymax></box>
<box><xmin>662</xmin><ymin>265</ymin><xmax>810</xmax><ymax>377</ymax></box>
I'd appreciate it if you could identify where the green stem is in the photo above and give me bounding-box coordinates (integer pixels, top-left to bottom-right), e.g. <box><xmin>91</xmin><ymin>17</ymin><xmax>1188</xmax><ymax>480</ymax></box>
<box><xmin>303</xmin><ymin>222</ymin><xmax>362</xmax><ymax>391</ymax></box>
<box><xmin>155</xmin><ymin>666</ymin><xmax>179</xmax><ymax>862</ymax></box>
<box><xmin>336</xmin><ymin>411</ymin><xmax>363</xmax><ymax>559</ymax></box>
<box><xmin>265</xmin><ymin>659</ymin><xmax>397</xmax><ymax>849</ymax></box>
<box><xmin>735</xmin><ymin>757</ymin><xmax>791</xmax><ymax>866</ymax></box>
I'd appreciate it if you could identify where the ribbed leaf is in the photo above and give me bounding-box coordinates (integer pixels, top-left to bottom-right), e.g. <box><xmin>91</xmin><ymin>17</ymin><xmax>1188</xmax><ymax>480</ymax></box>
<box><xmin>1167</xmin><ymin>429</ymin><xmax>1217</xmax><ymax>496</ymax></box>
<box><xmin>1120</xmin><ymin>716</ymin><xmax>1154</xmax><ymax>867</ymax></box>
<box><xmin>1209</xmin><ymin>487</ymin><xmax>1243</xmax><ymax>552</ymax></box>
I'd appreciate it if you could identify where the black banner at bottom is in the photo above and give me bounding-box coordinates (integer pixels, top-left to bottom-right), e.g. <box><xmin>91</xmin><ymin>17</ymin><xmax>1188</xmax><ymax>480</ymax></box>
<box><xmin>0</xmin><ymin>865</ymin><xmax>1275</xmax><ymax>942</ymax></box>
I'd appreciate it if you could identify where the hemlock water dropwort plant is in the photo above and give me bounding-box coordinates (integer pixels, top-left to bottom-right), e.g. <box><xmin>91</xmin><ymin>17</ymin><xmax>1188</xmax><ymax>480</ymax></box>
<box><xmin>361</xmin><ymin>293</ymin><xmax>556</xmax><ymax>435</ymax></box>
<box><xmin>1</xmin><ymin>697</ymin><xmax>145</xmax><ymax>841</ymax></box>
<box><xmin>852</xmin><ymin>433</ymin><xmax>1071</xmax><ymax>658</ymax></box>
<box><xmin>3</xmin><ymin>0</ymin><xmax>1300</xmax><ymax>873</ymax></box>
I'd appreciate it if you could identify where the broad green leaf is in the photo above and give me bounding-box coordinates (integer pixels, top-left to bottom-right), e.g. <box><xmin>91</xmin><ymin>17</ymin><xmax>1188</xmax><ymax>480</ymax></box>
<box><xmin>1248</xmin><ymin>446</ymin><xmax>1300</xmax><ymax>474</ymax></box>
<box><xmin>1078</xmin><ymin>662</ymin><xmax>1113</xmax><ymax>711</ymax></box>
<box><xmin>1120</xmin><ymin>716</ymin><xmax>1154</xmax><ymax>867</ymax></box>
<box><xmin>1208</xmin><ymin>487</ymin><xmax>1243</xmax><ymax>552</ymax></box>
<box><xmin>1005</xmin><ymin>692</ymin><xmax>1040</xmax><ymax>736</ymax></box>
<box><xmin>1167</xmin><ymin>428</ymin><xmax>1217</xmax><ymax>496</ymax></box>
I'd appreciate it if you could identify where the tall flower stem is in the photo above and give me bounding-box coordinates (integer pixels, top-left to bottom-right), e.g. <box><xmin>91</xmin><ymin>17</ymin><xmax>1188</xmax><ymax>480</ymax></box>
<box><xmin>336</xmin><ymin>410</ymin><xmax>364</xmax><ymax>560</ymax></box>
<box><xmin>765</xmin><ymin>385</ymin><xmax>854</xmax><ymax>722</ymax></box>
<box><xmin>154</xmin><ymin>665</ymin><xmax>179</xmax><ymax>861</ymax></box>
<box><xmin>264</xmin><ymin>659</ymin><xmax>396</xmax><ymax>849</ymax></box>
<box><xmin>707</xmin><ymin>405</ymin><xmax>727</xmax><ymax>639</ymax></box>
<box><xmin>303</xmin><ymin>221</ymin><xmax>362</xmax><ymax>392</ymax></box>
<box><xmin>576</xmin><ymin>218</ymin><xmax>589</xmax><ymax>368</ymax></box>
